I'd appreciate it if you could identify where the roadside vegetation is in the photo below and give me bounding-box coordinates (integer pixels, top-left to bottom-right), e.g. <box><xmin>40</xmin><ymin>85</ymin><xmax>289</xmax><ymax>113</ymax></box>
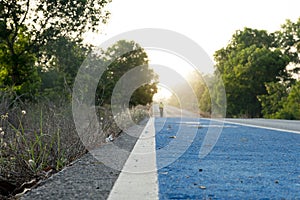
<box><xmin>0</xmin><ymin>0</ymin><xmax>156</xmax><ymax>198</ymax></box>
<box><xmin>168</xmin><ymin>18</ymin><xmax>300</xmax><ymax>119</ymax></box>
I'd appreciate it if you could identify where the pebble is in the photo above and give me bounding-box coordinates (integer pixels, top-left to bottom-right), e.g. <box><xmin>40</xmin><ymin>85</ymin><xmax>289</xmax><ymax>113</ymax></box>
<box><xmin>199</xmin><ymin>186</ymin><xmax>206</xmax><ymax>190</ymax></box>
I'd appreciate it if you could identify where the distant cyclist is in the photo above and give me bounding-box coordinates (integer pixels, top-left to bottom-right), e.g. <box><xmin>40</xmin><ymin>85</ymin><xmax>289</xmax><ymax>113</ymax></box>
<box><xmin>159</xmin><ymin>102</ymin><xmax>164</xmax><ymax>117</ymax></box>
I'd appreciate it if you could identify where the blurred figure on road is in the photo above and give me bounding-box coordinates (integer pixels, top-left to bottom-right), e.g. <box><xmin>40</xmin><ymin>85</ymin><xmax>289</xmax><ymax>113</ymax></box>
<box><xmin>159</xmin><ymin>102</ymin><xmax>164</xmax><ymax>117</ymax></box>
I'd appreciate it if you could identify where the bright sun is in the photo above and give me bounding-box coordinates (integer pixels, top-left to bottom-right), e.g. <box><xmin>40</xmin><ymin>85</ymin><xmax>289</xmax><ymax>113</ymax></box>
<box><xmin>146</xmin><ymin>49</ymin><xmax>195</xmax><ymax>78</ymax></box>
<box><xmin>147</xmin><ymin>49</ymin><xmax>195</xmax><ymax>103</ymax></box>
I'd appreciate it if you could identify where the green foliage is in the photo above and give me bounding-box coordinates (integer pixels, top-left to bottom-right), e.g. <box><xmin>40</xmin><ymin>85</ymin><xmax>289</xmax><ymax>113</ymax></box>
<box><xmin>199</xmin><ymin>87</ymin><xmax>211</xmax><ymax>114</ymax></box>
<box><xmin>276</xmin><ymin>81</ymin><xmax>300</xmax><ymax>119</ymax></box>
<box><xmin>0</xmin><ymin>0</ymin><xmax>110</xmax><ymax>101</ymax></box>
<box><xmin>214</xmin><ymin>28</ymin><xmax>291</xmax><ymax>117</ymax></box>
<box><xmin>42</xmin><ymin>37</ymin><xmax>88</xmax><ymax>82</ymax></box>
<box><xmin>190</xmin><ymin>73</ymin><xmax>214</xmax><ymax>115</ymax></box>
<box><xmin>166</xmin><ymin>72</ymin><xmax>215</xmax><ymax>116</ymax></box>
<box><xmin>258</xmin><ymin>82</ymin><xmax>288</xmax><ymax>118</ymax></box>
<box><xmin>275</xmin><ymin>18</ymin><xmax>300</xmax><ymax>69</ymax></box>
<box><xmin>96</xmin><ymin>40</ymin><xmax>158</xmax><ymax>106</ymax></box>
<box><xmin>38</xmin><ymin>37</ymin><xmax>88</xmax><ymax>100</ymax></box>
<box><xmin>0</xmin><ymin>0</ymin><xmax>110</xmax><ymax>49</ymax></box>
<box><xmin>258</xmin><ymin>18</ymin><xmax>300</xmax><ymax>120</ymax></box>
<box><xmin>130</xmin><ymin>84</ymin><xmax>158</xmax><ymax>106</ymax></box>
<box><xmin>210</xmin><ymin>73</ymin><xmax>227</xmax><ymax>117</ymax></box>
<box><xmin>0</xmin><ymin>29</ymin><xmax>41</xmax><ymax>100</ymax></box>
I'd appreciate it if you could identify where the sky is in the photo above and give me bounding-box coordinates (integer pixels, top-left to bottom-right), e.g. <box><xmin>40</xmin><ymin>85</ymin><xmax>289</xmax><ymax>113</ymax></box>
<box><xmin>85</xmin><ymin>0</ymin><xmax>300</xmax><ymax>100</ymax></box>
<box><xmin>90</xmin><ymin>0</ymin><xmax>300</xmax><ymax>59</ymax></box>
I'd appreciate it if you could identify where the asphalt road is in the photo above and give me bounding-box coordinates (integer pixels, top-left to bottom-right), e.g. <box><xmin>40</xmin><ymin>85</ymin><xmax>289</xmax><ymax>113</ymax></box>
<box><xmin>225</xmin><ymin>118</ymin><xmax>300</xmax><ymax>133</ymax></box>
<box><xmin>155</xmin><ymin>117</ymin><xmax>300</xmax><ymax>199</ymax></box>
<box><xmin>156</xmin><ymin>104</ymin><xmax>300</xmax><ymax>133</ymax></box>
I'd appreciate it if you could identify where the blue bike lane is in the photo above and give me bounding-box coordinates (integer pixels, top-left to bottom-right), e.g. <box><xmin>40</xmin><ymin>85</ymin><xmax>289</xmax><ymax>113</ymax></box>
<box><xmin>155</xmin><ymin>117</ymin><xmax>300</xmax><ymax>199</ymax></box>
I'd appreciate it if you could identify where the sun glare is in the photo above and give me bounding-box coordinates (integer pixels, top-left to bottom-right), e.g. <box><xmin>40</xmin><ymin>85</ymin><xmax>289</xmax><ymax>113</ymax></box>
<box><xmin>146</xmin><ymin>49</ymin><xmax>195</xmax><ymax>78</ymax></box>
<box><xmin>152</xmin><ymin>84</ymin><xmax>173</xmax><ymax>102</ymax></box>
<box><xmin>147</xmin><ymin>49</ymin><xmax>197</xmax><ymax>103</ymax></box>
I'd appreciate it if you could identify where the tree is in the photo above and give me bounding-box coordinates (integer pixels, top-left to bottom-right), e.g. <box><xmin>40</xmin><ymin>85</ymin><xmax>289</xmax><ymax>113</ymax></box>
<box><xmin>199</xmin><ymin>87</ymin><xmax>211</xmax><ymax>114</ymax></box>
<box><xmin>96</xmin><ymin>40</ymin><xmax>158</xmax><ymax>106</ymax></box>
<box><xmin>257</xmin><ymin>18</ymin><xmax>300</xmax><ymax>119</ymax></box>
<box><xmin>258</xmin><ymin>82</ymin><xmax>288</xmax><ymax>118</ymax></box>
<box><xmin>276</xmin><ymin>81</ymin><xmax>300</xmax><ymax>120</ymax></box>
<box><xmin>0</xmin><ymin>29</ymin><xmax>40</xmax><ymax>99</ymax></box>
<box><xmin>130</xmin><ymin>85</ymin><xmax>157</xmax><ymax>106</ymax></box>
<box><xmin>39</xmin><ymin>36</ymin><xmax>88</xmax><ymax>99</ymax></box>
<box><xmin>0</xmin><ymin>0</ymin><xmax>110</xmax><ymax>98</ymax></box>
<box><xmin>276</xmin><ymin>18</ymin><xmax>300</xmax><ymax>74</ymax></box>
<box><xmin>187</xmin><ymin>72</ymin><xmax>213</xmax><ymax>115</ymax></box>
<box><xmin>214</xmin><ymin>28</ymin><xmax>291</xmax><ymax>117</ymax></box>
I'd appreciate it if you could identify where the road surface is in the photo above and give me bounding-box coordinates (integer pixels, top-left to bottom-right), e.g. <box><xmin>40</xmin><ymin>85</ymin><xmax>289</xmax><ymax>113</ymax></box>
<box><xmin>111</xmin><ymin>105</ymin><xmax>300</xmax><ymax>199</ymax></box>
<box><xmin>23</xmin><ymin>105</ymin><xmax>300</xmax><ymax>199</ymax></box>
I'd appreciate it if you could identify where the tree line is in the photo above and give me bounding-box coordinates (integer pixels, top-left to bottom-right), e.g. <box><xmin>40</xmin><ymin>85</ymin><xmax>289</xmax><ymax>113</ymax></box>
<box><xmin>0</xmin><ymin>0</ymin><xmax>157</xmax><ymax>106</ymax></box>
<box><xmin>168</xmin><ymin>18</ymin><xmax>300</xmax><ymax>120</ymax></box>
<box><xmin>215</xmin><ymin>18</ymin><xmax>300</xmax><ymax>119</ymax></box>
<box><xmin>1</xmin><ymin>1</ymin><xmax>299</xmax><ymax>119</ymax></box>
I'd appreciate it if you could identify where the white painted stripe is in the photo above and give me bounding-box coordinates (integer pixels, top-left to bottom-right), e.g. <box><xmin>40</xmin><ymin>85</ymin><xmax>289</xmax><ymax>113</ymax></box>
<box><xmin>108</xmin><ymin>117</ymin><xmax>159</xmax><ymax>200</ymax></box>
<box><xmin>213</xmin><ymin>119</ymin><xmax>300</xmax><ymax>134</ymax></box>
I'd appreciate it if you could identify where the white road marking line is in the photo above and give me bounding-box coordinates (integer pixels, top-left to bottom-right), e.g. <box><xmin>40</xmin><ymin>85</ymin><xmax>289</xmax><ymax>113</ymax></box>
<box><xmin>107</xmin><ymin>117</ymin><xmax>159</xmax><ymax>200</ymax></box>
<box><xmin>212</xmin><ymin>119</ymin><xmax>300</xmax><ymax>134</ymax></box>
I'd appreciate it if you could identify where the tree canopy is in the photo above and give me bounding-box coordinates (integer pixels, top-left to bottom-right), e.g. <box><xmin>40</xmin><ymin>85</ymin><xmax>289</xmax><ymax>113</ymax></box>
<box><xmin>276</xmin><ymin>18</ymin><xmax>300</xmax><ymax>69</ymax></box>
<box><xmin>214</xmin><ymin>27</ymin><xmax>292</xmax><ymax>117</ymax></box>
<box><xmin>96</xmin><ymin>40</ymin><xmax>158</xmax><ymax>107</ymax></box>
<box><xmin>0</xmin><ymin>0</ymin><xmax>110</xmax><ymax>99</ymax></box>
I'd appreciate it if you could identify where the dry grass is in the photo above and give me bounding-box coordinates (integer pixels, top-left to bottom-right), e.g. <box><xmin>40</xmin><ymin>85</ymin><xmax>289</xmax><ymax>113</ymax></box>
<box><xmin>0</xmin><ymin>93</ymin><xmax>150</xmax><ymax>199</ymax></box>
<box><xmin>0</xmin><ymin>97</ymin><xmax>85</xmax><ymax>198</ymax></box>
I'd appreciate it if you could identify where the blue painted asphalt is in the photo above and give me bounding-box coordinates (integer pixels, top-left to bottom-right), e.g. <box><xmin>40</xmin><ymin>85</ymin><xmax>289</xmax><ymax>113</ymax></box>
<box><xmin>155</xmin><ymin>117</ymin><xmax>300</xmax><ymax>199</ymax></box>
